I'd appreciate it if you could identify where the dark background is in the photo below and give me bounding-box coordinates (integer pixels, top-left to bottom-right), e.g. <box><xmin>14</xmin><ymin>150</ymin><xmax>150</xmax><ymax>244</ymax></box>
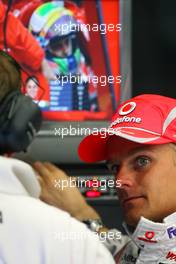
<box><xmin>132</xmin><ymin>0</ymin><xmax>176</xmax><ymax>98</ymax></box>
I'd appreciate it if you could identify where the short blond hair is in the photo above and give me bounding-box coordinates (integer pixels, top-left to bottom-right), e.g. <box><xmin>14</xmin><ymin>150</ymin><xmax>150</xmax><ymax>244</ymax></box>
<box><xmin>0</xmin><ymin>52</ymin><xmax>21</xmax><ymax>100</ymax></box>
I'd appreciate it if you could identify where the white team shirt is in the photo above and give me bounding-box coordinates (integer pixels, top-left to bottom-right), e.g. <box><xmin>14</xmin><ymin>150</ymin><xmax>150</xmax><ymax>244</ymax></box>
<box><xmin>0</xmin><ymin>156</ymin><xmax>114</xmax><ymax>264</ymax></box>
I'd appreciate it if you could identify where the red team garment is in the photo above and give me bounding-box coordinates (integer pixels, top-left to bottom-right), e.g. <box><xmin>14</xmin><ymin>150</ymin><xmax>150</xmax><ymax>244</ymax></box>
<box><xmin>0</xmin><ymin>0</ymin><xmax>50</xmax><ymax>107</ymax></box>
<box><xmin>0</xmin><ymin>0</ymin><xmax>44</xmax><ymax>71</ymax></box>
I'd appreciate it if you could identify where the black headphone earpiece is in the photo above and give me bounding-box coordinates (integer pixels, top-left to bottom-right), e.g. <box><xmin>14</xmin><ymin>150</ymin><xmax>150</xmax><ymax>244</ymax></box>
<box><xmin>0</xmin><ymin>90</ymin><xmax>42</xmax><ymax>154</ymax></box>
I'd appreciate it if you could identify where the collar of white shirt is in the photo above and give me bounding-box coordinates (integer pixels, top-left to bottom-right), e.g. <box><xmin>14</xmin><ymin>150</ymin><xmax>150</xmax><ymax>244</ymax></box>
<box><xmin>0</xmin><ymin>156</ymin><xmax>41</xmax><ymax>198</ymax></box>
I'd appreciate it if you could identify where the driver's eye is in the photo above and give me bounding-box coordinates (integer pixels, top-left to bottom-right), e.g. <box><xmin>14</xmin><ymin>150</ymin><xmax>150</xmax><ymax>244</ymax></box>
<box><xmin>106</xmin><ymin>162</ymin><xmax>120</xmax><ymax>175</ymax></box>
<box><xmin>134</xmin><ymin>156</ymin><xmax>151</xmax><ymax>170</ymax></box>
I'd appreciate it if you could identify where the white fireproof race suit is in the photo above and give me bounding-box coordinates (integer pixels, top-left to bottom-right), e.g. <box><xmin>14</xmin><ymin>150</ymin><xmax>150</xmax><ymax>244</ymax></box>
<box><xmin>105</xmin><ymin>213</ymin><xmax>176</xmax><ymax>264</ymax></box>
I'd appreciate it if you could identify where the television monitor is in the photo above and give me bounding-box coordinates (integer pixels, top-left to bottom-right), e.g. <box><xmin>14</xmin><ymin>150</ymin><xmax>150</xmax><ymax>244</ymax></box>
<box><xmin>18</xmin><ymin>0</ymin><xmax>121</xmax><ymax>121</ymax></box>
<box><xmin>11</xmin><ymin>0</ymin><xmax>126</xmax><ymax>165</ymax></box>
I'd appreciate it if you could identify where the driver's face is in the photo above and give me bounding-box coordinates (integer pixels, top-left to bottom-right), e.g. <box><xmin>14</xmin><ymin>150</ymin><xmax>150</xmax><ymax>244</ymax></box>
<box><xmin>107</xmin><ymin>136</ymin><xmax>176</xmax><ymax>227</ymax></box>
<box><xmin>50</xmin><ymin>38</ymin><xmax>72</xmax><ymax>57</ymax></box>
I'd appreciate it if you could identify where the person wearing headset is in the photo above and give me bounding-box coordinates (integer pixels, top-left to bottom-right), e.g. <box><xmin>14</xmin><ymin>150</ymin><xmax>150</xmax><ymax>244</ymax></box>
<box><xmin>0</xmin><ymin>51</ymin><xmax>115</xmax><ymax>264</ymax></box>
<box><xmin>35</xmin><ymin>94</ymin><xmax>176</xmax><ymax>263</ymax></box>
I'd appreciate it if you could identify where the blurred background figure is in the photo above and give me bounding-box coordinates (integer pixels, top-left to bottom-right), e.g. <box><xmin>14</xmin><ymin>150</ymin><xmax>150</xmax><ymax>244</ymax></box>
<box><xmin>25</xmin><ymin>76</ymin><xmax>40</xmax><ymax>99</ymax></box>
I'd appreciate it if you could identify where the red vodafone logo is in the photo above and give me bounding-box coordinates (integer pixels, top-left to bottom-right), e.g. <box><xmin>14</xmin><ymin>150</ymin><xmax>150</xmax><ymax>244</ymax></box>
<box><xmin>138</xmin><ymin>231</ymin><xmax>157</xmax><ymax>243</ymax></box>
<box><xmin>145</xmin><ymin>231</ymin><xmax>155</xmax><ymax>240</ymax></box>
<box><xmin>119</xmin><ymin>102</ymin><xmax>136</xmax><ymax>116</ymax></box>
